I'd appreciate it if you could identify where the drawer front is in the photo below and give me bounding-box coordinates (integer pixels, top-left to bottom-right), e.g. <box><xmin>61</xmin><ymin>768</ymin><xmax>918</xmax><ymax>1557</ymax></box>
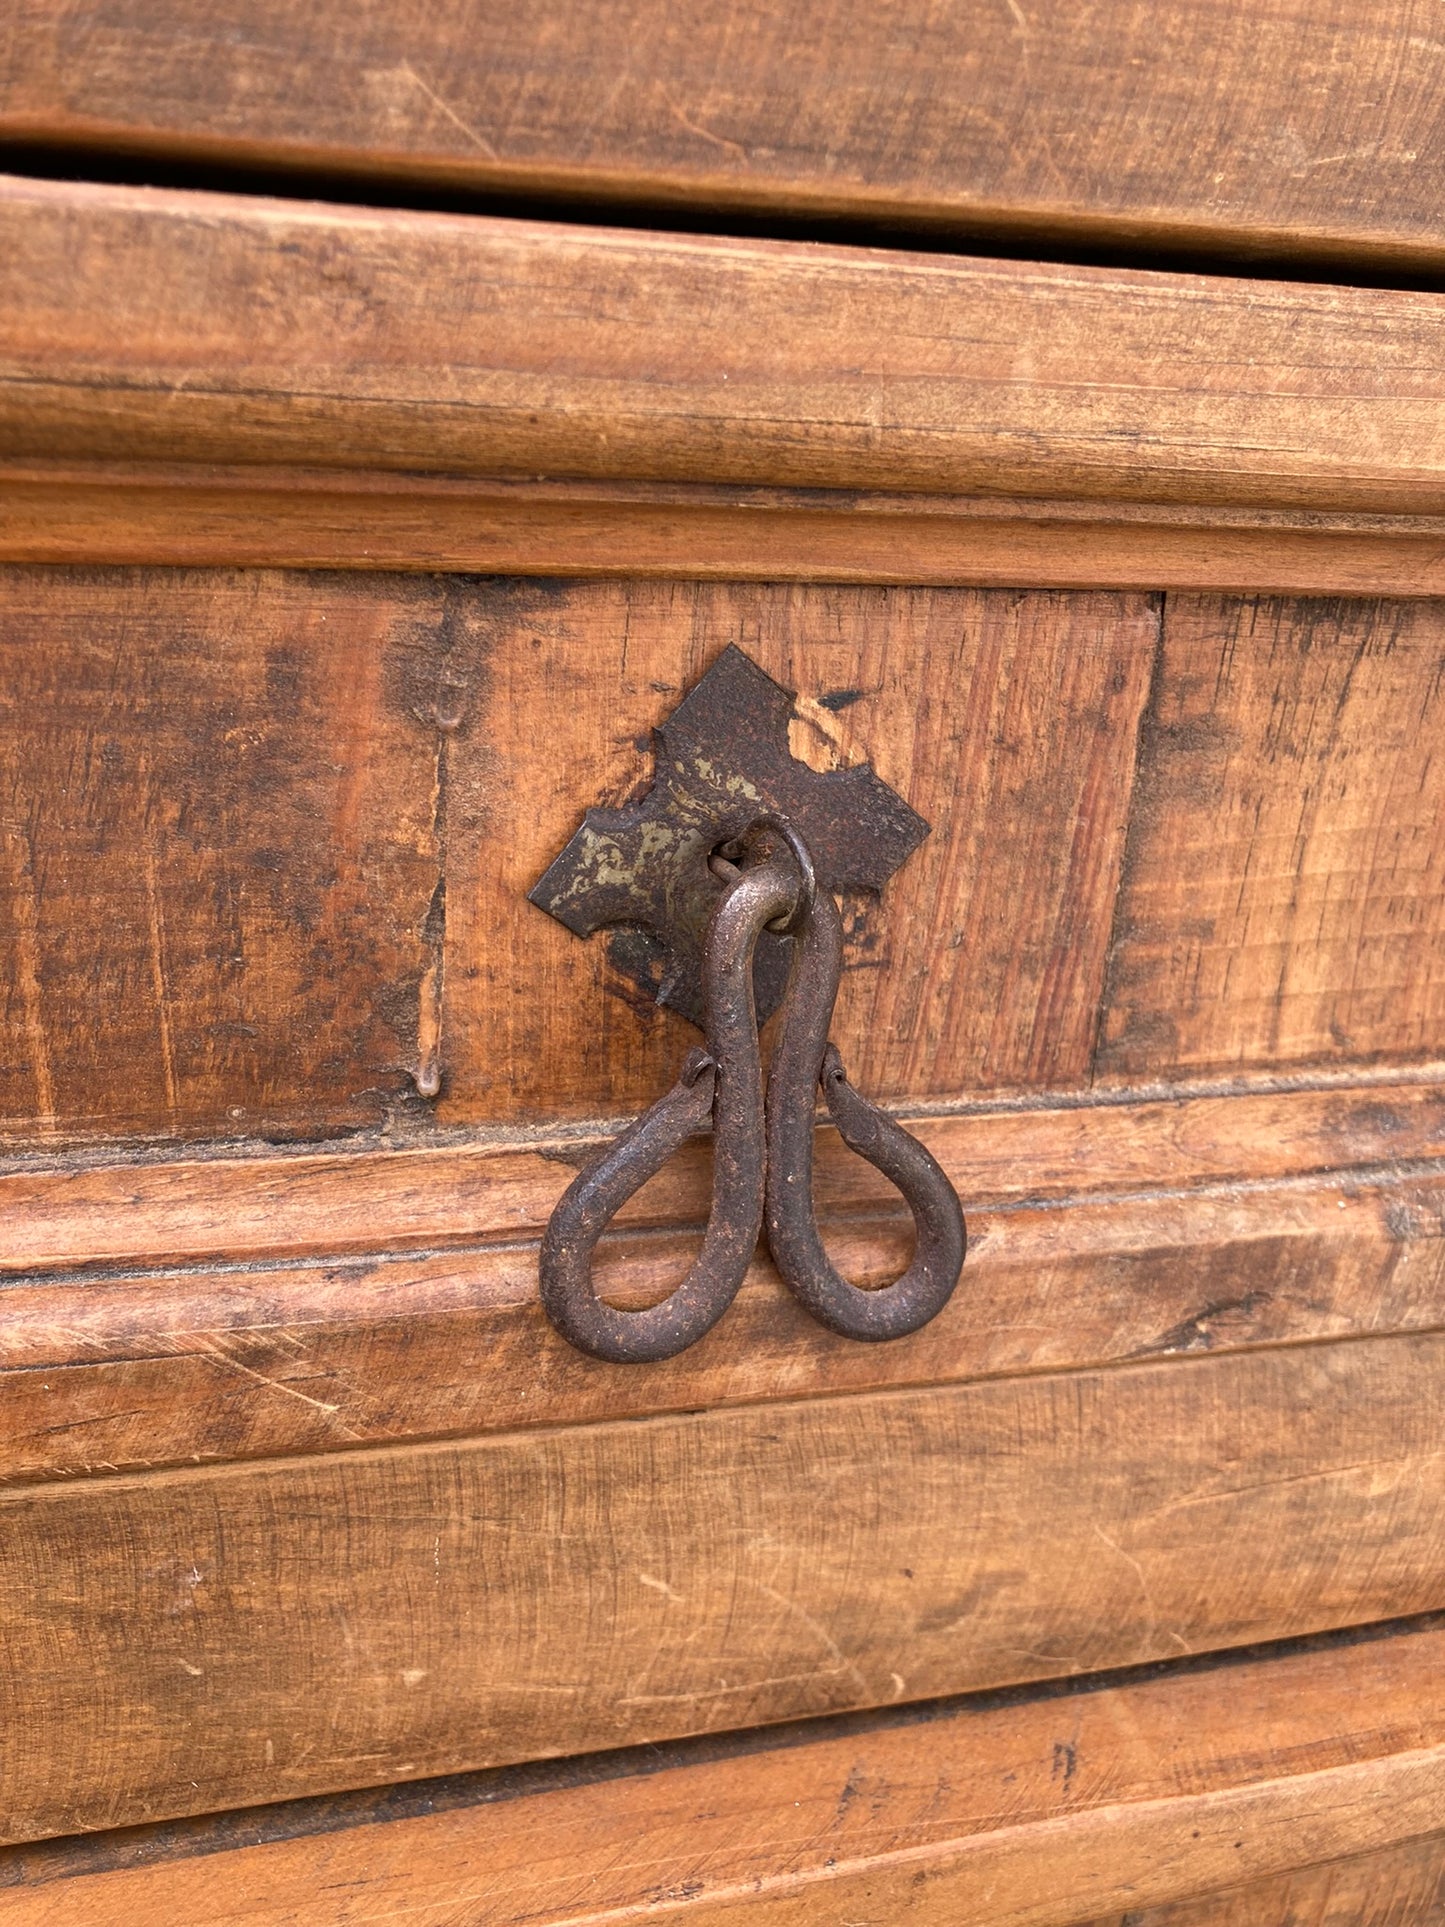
<box><xmin>6</xmin><ymin>569</ymin><xmax>1444</xmax><ymax>1145</ymax></box>
<box><xmin>3</xmin><ymin>1621</ymin><xmax>1444</xmax><ymax>1924</ymax></box>
<box><xmin>1</xmin><ymin>176</ymin><xmax>1443</xmax><ymax>1849</ymax></box>
<box><xmin>4</xmin><ymin>578</ymin><xmax>1444</xmax><ymax>1839</ymax></box>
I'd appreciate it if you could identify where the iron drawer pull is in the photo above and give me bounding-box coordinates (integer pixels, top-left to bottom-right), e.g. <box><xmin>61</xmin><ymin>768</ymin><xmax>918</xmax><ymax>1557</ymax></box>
<box><xmin>531</xmin><ymin>649</ymin><xmax>967</xmax><ymax>1362</ymax></box>
<box><xmin>764</xmin><ymin>880</ymin><xmax>967</xmax><ymax>1341</ymax></box>
<box><xmin>539</xmin><ymin>816</ymin><xmax>965</xmax><ymax>1361</ymax></box>
<box><xmin>539</xmin><ymin>825</ymin><xmax>802</xmax><ymax>1363</ymax></box>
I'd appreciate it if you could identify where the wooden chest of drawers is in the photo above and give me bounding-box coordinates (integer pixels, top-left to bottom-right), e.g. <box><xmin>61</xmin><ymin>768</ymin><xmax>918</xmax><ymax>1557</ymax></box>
<box><xmin>1</xmin><ymin>7</ymin><xmax>1444</xmax><ymax>1920</ymax></box>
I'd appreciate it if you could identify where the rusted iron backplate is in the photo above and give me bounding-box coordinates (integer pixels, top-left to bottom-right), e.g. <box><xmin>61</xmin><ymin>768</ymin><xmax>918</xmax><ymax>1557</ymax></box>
<box><xmin>529</xmin><ymin>646</ymin><xmax>929</xmax><ymax>1027</ymax></box>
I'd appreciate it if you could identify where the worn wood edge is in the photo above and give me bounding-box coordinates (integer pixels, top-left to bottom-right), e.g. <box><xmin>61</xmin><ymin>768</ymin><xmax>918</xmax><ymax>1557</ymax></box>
<box><xmin>4</xmin><ymin>465</ymin><xmax>1445</xmax><ymax>590</ymax></box>
<box><xmin>630</xmin><ymin>1753</ymin><xmax>1445</xmax><ymax>1927</ymax></box>
<box><xmin>0</xmin><ymin>1620</ymin><xmax>1441</xmax><ymax>1923</ymax></box>
<box><xmin>4</xmin><ymin>177</ymin><xmax>1445</xmax><ymax>516</ymax></box>
<box><xmin>4</xmin><ymin>1075</ymin><xmax>1441</xmax><ymax>1276</ymax></box>
<box><xmin>1066</xmin><ymin>1830</ymin><xmax>1445</xmax><ymax>1927</ymax></box>
<box><xmin>7</xmin><ymin>1337</ymin><xmax>1445</xmax><ymax>1840</ymax></box>
<box><xmin>6</xmin><ymin>110</ymin><xmax>1445</xmax><ymax>280</ymax></box>
<box><xmin>2</xmin><ymin>1162</ymin><xmax>1443</xmax><ymax>1483</ymax></box>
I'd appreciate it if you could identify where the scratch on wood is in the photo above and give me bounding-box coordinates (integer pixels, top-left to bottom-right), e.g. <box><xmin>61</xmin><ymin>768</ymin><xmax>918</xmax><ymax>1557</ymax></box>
<box><xmin>191</xmin><ymin>1340</ymin><xmax>357</xmax><ymax>1433</ymax></box>
<box><xmin>142</xmin><ymin>846</ymin><xmax>180</xmax><ymax>1123</ymax></box>
<box><xmin>1092</xmin><ymin>1522</ymin><xmax>1162</xmax><ymax>1655</ymax></box>
<box><xmin>2</xmin><ymin>817</ymin><xmax>57</xmax><ymax>1131</ymax></box>
<box><xmin>397</xmin><ymin>63</ymin><xmax>501</xmax><ymax>159</ymax></box>
<box><xmin>638</xmin><ymin>1572</ymin><xmax>685</xmax><ymax>1603</ymax></box>
<box><xmin>661</xmin><ymin>91</ymin><xmax>749</xmax><ymax>160</ymax></box>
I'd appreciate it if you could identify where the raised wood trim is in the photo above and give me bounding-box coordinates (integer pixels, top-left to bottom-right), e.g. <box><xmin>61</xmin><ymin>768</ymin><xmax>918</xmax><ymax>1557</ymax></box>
<box><xmin>3</xmin><ymin>177</ymin><xmax>1445</xmax><ymax>519</ymax></box>
<box><xmin>5</xmin><ymin>465</ymin><xmax>1445</xmax><ymax>591</ymax></box>
<box><xmin>5</xmin><ymin>1167</ymin><xmax>1445</xmax><ymax>1484</ymax></box>
<box><xmin>1</xmin><ymin>1073</ymin><xmax>1443</xmax><ymax>1482</ymax></box>
<box><xmin>0</xmin><ymin>1619</ymin><xmax>1442</xmax><ymax>1916</ymax></box>
<box><xmin>5</xmin><ymin>1338</ymin><xmax>1445</xmax><ymax>1840</ymax></box>
<box><xmin>2</xmin><ymin>0</ymin><xmax>1444</xmax><ymax>275</ymax></box>
<box><xmin>7</xmin><ymin>1075</ymin><xmax>1442</xmax><ymax>1274</ymax></box>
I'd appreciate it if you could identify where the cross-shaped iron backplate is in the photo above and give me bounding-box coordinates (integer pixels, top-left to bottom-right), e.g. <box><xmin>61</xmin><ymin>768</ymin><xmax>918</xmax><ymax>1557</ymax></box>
<box><xmin>529</xmin><ymin>645</ymin><xmax>930</xmax><ymax>1029</ymax></box>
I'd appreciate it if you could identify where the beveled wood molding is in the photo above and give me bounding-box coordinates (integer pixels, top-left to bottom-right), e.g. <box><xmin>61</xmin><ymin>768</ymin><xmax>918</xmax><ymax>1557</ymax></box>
<box><xmin>2</xmin><ymin>1626</ymin><xmax>1443</xmax><ymax>1924</ymax></box>
<box><xmin>3</xmin><ymin>0</ymin><xmax>1444</xmax><ymax>276</ymax></box>
<box><xmin>2</xmin><ymin>176</ymin><xmax>1445</xmax><ymax>532</ymax></box>
<box><xmin>5</xmin><ymin>1338</ymin><xmax>1445</xmax><ymax>1842</ymax></box>
<box><xmin>5</xmin><ymin>463</ymin><xmax>1445</xmax><ymax>592</ymax></box>
<box><xmin>7</xmin><ymin>1074</ymin><xmax>1444</xmax><ymax>1275</ymax></box>
<box><xmin>2</xmin><ymin>1075</ymin><xmax>1442</xmax><ymax>1484</ymax></box>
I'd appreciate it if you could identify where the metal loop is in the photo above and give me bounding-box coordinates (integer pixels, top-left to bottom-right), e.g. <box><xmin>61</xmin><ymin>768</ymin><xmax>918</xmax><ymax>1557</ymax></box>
<box><xmin>764</xmin><ymin>883</ymin><xmax>966</xmax><ymax>1341</ymax></box>
<box><xmin>541</xmin><ymin>812</ymin><xmax>962</xmax><ymax>1359</ymax></box>
<box><xmin>710</xmin><ymin>814</ymin><xmax>817</xmax><ymax>936</ymax></box>
<box><xmin>539</xmin><ymin>830</ymin><xmax>804</xmax><ymax>1362</ymax></box>
<box><xmin>747</xmin><ymin>814</ymin><xmax>817</xmax><ymax>935</ymax></box>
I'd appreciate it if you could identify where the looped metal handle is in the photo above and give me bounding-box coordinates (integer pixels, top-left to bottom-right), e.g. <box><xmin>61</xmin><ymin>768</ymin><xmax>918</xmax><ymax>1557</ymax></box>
<box><xmin>539</xmin><ymin>829</ymin><xmax>802</xmax><ymax>1362</ymax></box>
<box><xmin>539</xmin><ymin>815</ymin><xmax>966</xmax><ymax>1361</ymax></box>
<box><xmin>764</xmin><ymin>886</ymin><xmax>966</xmax><ymax>1340</ymax></box>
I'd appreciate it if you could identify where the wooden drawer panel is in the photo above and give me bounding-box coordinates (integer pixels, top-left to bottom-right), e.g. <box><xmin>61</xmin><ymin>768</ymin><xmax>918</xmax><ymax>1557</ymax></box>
<box><xmin>0</xmin><ymin>569</ymin><xmax>1155</xmax><ymax>1141</ymax></box>
<box><xmin>5</xmin><ymin>569</ymin><xmax>1444</xmax><ymax>1144</ymax></box>
<box><xmin>3</xmin><ymin>1621</ymin><xmax>1442</xmax><ymax>1924</ymax></box>
<box><xmin>1102</xmin><ymin>594</ymin><xmax>1445</xmax><ymax>1080</ymax></box>
<box><xmin>1</xmin><ymin>170</ymin><xmax>1443</xmax><ymax>1873</ymax></box>
<box><xmin>2</xmin><ymin>178</ymin><xmax>1444</xmax><ymax>516</ymax></box>
<box><xmin>441</xmin><ymin>578</ymin><xmax>1155</xmax><ymax>1121</ymax></box>
<box><xmin>0</xmin><ymin>569</ymin><xmax>445</xmax><ymax>1144</ymax></box>
<box><xmin>4</xmin><ymin>1335</ymin><xmax>1445</xmax><ymax>1840</ymax></box>
<box><xmin>1</xmin><ymin>3</ymin><xmax>1441</xmax><ymax>274</ymax></box>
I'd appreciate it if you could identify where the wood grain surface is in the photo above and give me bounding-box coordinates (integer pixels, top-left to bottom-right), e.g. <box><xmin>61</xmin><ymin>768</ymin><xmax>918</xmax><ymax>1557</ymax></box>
<box><xmin>4</xmin><ymin>23</ymin><xmax>1445</xmax><ymax>1899</ymax></box>
<box><xmin>1101</xmin><ymin>595</ymin><xmax>1445</xmax><ymax>1081</ymax></box>
<box><xmin>442</xmin><ymin>581</ymin><xmax>1445</xmax><ymax>1115</ymax></box>
<box><xmin>0</xmin><ymin>566</ymin><xmax>447</xmax><ymax>1145</ymax></box>
<box><xmin>1</xmin><ymin>1618</ymin><xmax>1442</xmax><ymax>1916</ymax></box>
<box><xmin>3</xmin><ymin>1334</ymin><xmax>1445</xmax><ymax>1840</ymax></box>
<box><xmin>445</xmin><ymin>580</ymin><xmax>1155</xmax><ymax>1121</ymax></box>
<box><xmin>2</xmin><ymin>1080</ymin><xmax>1443</xmax><ymax>1481</ymax></box>
<box><xmin>2</xmin><ymin>177</ymin><xmax>1445</xmax><ymax>516</ymax></box>
<box><xmin>9</xmin><ymin>466</ymin><xmax>1445</xmax><ymax>596</ymax></box>
<box><xmin>6</xmin><ymin>571</ymin><xmax>1444</xmax><ymax>1141</ymax></box>
<box><xmin>1077</xmin><ymin>1830</ymin><xmax>1445</xmax><ymax>1925</ymax></box>
<box><xmin>0</xmin><ymin>573</ymin><xmax>1160</xmax><ymax>1139</ymax></box>
<box><xmin>2</xmin><ymin>2</ymin><xmax>1443</xmax><ymax>272</ymax></box>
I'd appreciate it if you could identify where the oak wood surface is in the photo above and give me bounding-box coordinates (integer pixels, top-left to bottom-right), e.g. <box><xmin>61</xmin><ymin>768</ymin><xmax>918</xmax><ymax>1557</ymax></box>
<box><xmin>9</xmin><ymin>466</ymin><xmax>1445</xmax><ymax>596</ymax></box>
<box><xmin>1102</xmin><ymin>595</ymin><xmax>1445</xmax><ymax>1082</ymax></box>
<box><xmin>2</xmin><ymin>1079</ymin><xmax>1443</xmax><ymax>1482</ymax></box>
<box><xmin>2</xmin><ymin>1622</ymin><xmax>1443</xmax><ymax>1919</ymax></box>
<box><xmin>0</xmin><ymin>566</ymin><xmax>447</xmax><ymax>1145</ymax></box>
<box><xmin>3</xmin><ymin>177</ymin><xmax>1445</xmax><ymax>516</ymax></box>
<box><xmin>2</xmin><ymin>1334</ymin><xmax>1444</xmax><ymax>1840</ymax></box>
<box><xmin>444</xmin><ymin>579</ymin><xmax>1156</xmax><ymax>1122</ymax></box>
<box><xmin>2</xmin><ymin>2</ymin><xmax>1443</xmax><ymax>272</ymax></box>
<box><xmin>1077</xmin><ymin>1830</ymin><xmax>1445</xmax><ymax>1925</ymax></box>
